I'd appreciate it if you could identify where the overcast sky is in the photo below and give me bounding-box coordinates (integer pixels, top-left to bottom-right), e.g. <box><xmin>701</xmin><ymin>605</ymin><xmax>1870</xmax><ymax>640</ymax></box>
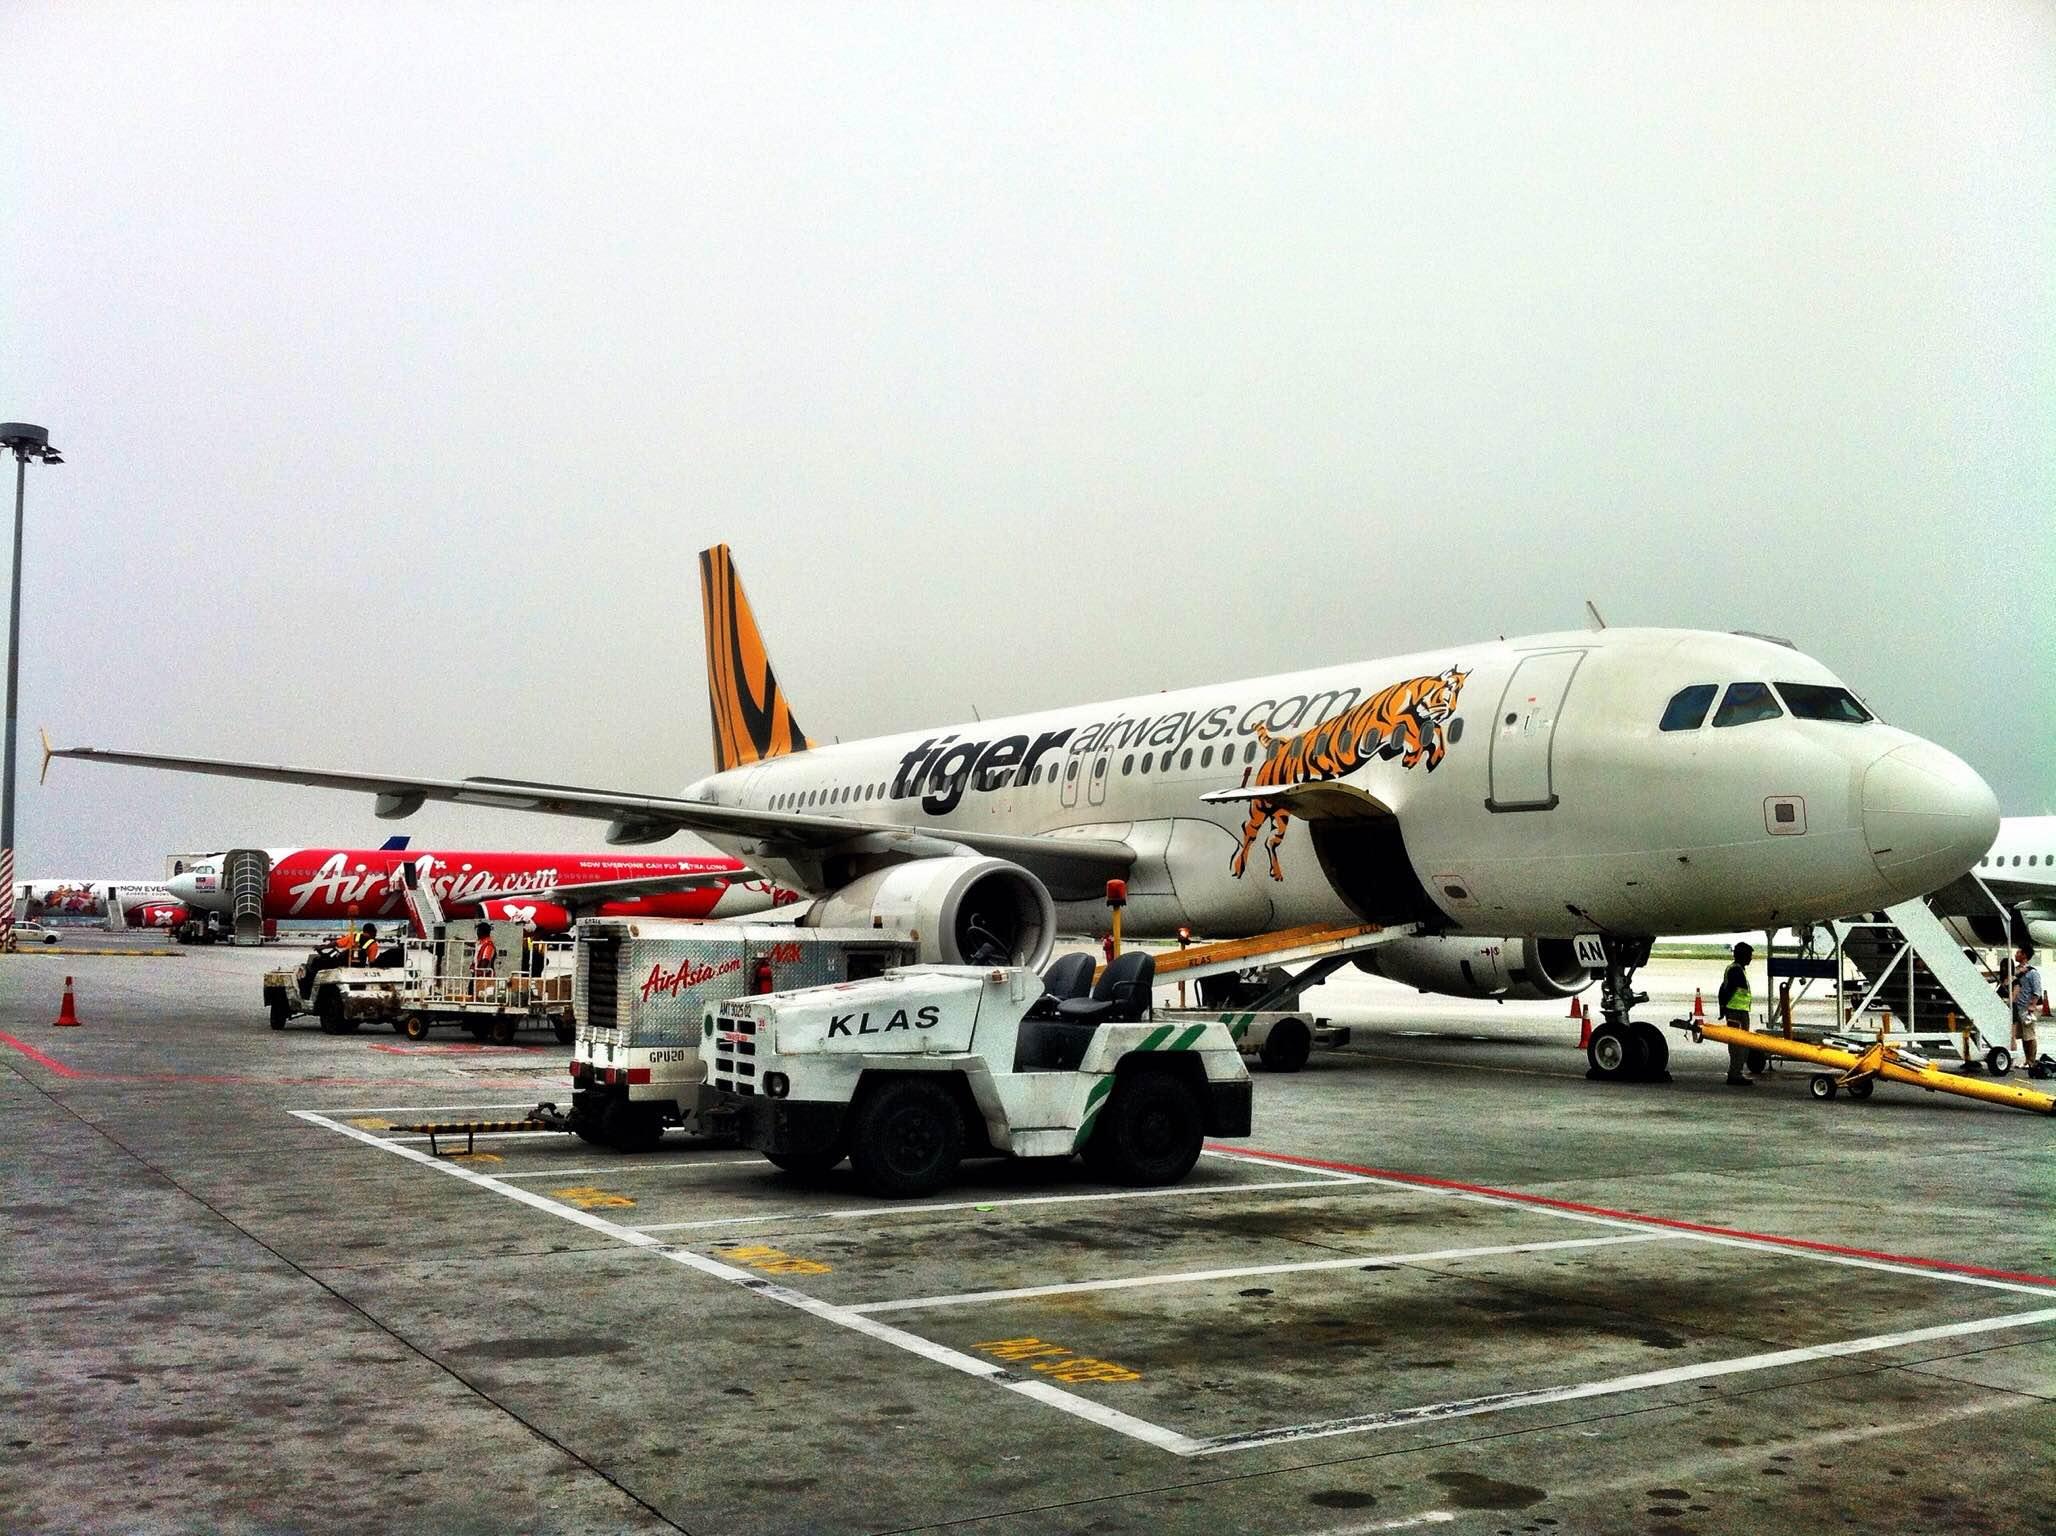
<box><xmin>4</xmin><ymin>0</ymin><xmax>2051</xmax><ymax>874</ymax></box>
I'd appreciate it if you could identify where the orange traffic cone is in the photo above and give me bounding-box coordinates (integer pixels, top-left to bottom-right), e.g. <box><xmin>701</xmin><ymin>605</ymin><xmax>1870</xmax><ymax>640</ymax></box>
<box><xmin>53</xmin><ymin>977</ymin><xmax>81</xmax><ymax>1028</ymax></box>
<box><xmin>1575</xmin><ymin>998</ymin><xmax>1592</xmax><ymax>1050</ymax></box>
<box><xmin>1692</xmin><ymin>988</ymin><xmax>1706</xmax><ymax>1020</ymax></box>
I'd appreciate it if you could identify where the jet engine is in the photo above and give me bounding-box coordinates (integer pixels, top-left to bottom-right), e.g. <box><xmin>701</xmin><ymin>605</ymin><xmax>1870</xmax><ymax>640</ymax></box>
<box><xmin>801</xmin><ymin>856</ymin><xmax>1056</xmax><ymax>969</ymax></box>
<box><xmin>1356</xmin><ymin>934</ymin><xmax>1592</xmax><ymax>1001</ymax></box>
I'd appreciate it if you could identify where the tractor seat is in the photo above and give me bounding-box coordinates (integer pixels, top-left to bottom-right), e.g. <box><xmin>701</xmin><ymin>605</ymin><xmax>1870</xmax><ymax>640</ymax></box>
<box><xmin>1025</xmin><ymin>952</ymin><xmax>1096</xmax><ymax>1020</ymax></box>
<box><xmin>1055</xmin><ymin>950</ymin><xmax>1156</xmax><ymax>1026</ymax></box>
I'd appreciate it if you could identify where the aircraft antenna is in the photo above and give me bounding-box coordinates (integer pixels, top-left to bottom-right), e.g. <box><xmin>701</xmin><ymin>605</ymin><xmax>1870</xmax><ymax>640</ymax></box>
<box><xmin>1584</xmin><ymin>600</ymin><xmax>1607</xmax><ymax>631</ymax></box>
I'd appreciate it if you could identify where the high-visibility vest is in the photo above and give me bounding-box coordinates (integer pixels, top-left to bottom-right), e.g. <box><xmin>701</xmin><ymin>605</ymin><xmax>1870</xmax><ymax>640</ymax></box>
<box><xmin>1725</xmin><ymin>968</ymin><xmax>1753</xmax><ymax>1014</ymax></box>
<box><xmin>475</xmin><ymin>938</ymin><xmax>496</xmax><ymax>970</ymax></box>
<box><xmin>361</xmin><ymin>940</ymin><xmax>380</xmax><ymax>966</ymax></box>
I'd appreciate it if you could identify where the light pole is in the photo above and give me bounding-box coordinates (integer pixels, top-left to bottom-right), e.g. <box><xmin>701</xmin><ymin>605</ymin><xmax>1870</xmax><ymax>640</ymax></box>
<box><xmin>1</xmin><ymin>423</ymin><xmax>63</xmax><ymax>953</ymax></box>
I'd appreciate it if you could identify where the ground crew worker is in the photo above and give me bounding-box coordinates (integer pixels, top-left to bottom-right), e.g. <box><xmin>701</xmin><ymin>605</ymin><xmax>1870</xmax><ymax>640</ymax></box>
<box><xmin>473</xmin><ymin>922</ymin><xmax>497</xmax><ymax>1000</ymax></box>
<box><xmin>2011</xmin><ymin>946</ymin><xmax>2043</xmax><ymax>1069</ymax></box>
<box><xmin>1717</xmin><ymin>941</ymin><xmax>1755</xmax><ymax>1086</ymax></box>
<box><xmin>358</xmin><ymin>923</ymin><xmax>380</xmax><ymax>968</ymax></box>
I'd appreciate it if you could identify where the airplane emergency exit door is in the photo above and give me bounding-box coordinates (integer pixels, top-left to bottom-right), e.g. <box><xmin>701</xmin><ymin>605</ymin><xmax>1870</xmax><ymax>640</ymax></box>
<box><xmin>1487</xmin><ymin>650</ymin><xmax>1585</xmax><ymax>812</ymax></box>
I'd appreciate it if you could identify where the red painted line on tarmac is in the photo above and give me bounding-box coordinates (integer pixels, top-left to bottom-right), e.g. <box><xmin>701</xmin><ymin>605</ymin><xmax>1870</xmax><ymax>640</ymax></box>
<box><xmin>1214</xmin><ymin>1143</ymin><xmax>2056</xmax><ymax>1290</ymax></box>
<box><xmin>0</xmin><ymin>1032</ymin><xmax>549</xmax><ymax>1091</ymax></box>
<box><xmin>0</xmin><ymin>1031</ymin><xmax>87</xmax><ymax>1077</ymax></box>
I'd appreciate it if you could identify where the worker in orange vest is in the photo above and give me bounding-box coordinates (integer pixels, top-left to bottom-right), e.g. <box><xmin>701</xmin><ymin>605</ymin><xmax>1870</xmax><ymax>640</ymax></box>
<box><xmin>472</xmin><ymin>922</ymin><xmax>498</xmax><ymax>999</ymax></box>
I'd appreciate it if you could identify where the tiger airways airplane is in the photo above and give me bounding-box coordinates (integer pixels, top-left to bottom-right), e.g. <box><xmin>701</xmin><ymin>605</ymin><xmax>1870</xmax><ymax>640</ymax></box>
<box><xmin>47</xmin><ymin>545</ymin><xmax>1999</xmax><ymax>1059</ymax></box>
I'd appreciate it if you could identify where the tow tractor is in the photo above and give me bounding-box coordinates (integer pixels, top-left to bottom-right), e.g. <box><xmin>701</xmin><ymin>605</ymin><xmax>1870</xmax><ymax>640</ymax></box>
<box><xmin>703</xmin><ymin>949</ymin><xmax>1253</xmax><ymax>1198</ymax></box>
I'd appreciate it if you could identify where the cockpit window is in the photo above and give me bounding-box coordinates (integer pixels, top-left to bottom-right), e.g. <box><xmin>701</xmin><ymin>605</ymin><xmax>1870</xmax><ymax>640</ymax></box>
<box><xmin>1659</xmin><ymin>684</ymin><xmax>1717</xmax><ymax>732</ymax></box>
<box><xmin>1712</xmin><ymin>681</ymin><xmax>1782</xmax><ymax>728</ymax></box>
<box><xmin>1774</xmin><ymin>683</ymin><xmax>1874</xmax><ymax>724</ymax></box>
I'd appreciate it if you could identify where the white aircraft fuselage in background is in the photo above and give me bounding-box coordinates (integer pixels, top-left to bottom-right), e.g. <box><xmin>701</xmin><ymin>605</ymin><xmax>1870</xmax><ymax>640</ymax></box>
<box><xmin>685</xmin><ymin>627</ymin><xmax>1995</xmax><ymax>943</ymax></box>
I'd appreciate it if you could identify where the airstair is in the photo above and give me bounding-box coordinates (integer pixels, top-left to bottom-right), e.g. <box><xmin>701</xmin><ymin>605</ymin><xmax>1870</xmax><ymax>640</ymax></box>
<box><xmin>392</xmin><ymin>860</ymin><xmax>448</xmax><ymax>935</ymax></box>
<box><xmin>1771</xmin><ymin>889</ymin><xmax>2014</xmax><ymax>1072</ymax></box>
<box><xmin>223</xmin><ymin>849</ymin><xmax>271</xmax><ymax>946</ymax></box>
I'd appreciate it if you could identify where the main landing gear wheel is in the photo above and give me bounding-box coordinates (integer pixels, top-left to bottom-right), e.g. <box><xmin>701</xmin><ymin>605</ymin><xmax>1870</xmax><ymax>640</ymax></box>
<box><xmin>848</xmin><ymin>1077</ymin><xmax>963</xmax><ymax>1199</ymax></box>
<box><xmin>1258</xmin><ymin>1018</ymin><xmax>1312</xmax><ymax>1074</ymax></box>
<box><xmin>1809</xmin><ymin>1074</ymin><xmax>1838</xmax><ymax>1100</ymax></box>
<box><xmin>1084</xmin><ymin>1071</ymin><xmax>1205</xmax><ymax>1186</ymax></box>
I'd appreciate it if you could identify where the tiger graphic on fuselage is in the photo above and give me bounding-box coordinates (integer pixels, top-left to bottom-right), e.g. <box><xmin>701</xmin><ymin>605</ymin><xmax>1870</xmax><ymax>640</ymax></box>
<box><xmin>1229</xmin><ymin>666</ymin><xmax>1469</xmax><ymax>881</ymax></box>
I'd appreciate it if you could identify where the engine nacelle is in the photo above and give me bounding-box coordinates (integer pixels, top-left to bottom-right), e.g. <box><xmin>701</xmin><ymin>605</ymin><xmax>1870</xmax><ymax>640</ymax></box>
<box><xmin>801</xmin><ymin>856</ymin><xmax>1056</xmax><ymax>969</ymax></box>
<box><xmin>1357</xmin><ymin>934</ymin><xmax>1592</xmax><ymax>1001</ymax></box>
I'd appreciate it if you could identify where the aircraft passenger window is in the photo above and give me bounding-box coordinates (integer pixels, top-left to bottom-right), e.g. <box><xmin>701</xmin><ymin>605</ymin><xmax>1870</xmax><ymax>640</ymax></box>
<box><xmin>1201</xmin><ymin>746</ymin><xmax>1214</xmax><ymax>768</ymax></box>
<box><xmin>1773</xmin><ymin>683</ymin><xmax>1873</xmax><ymax>724</ymax></box>
<box><xmin>2014</xmin><ymin>856</ymin><xmax>2022</xmax><ymax>866</ymax></box>
<box><xmin>1180</xmin><ymin>749</ymin><xmax>1193</xmax><ymax>770</ymax></box>
<box><xmin>1245</xmin><ymin>741</ymin><xmax>1258</xmax><ymax>764</ymax></box>
<box><xmin>1659</xmin><ymin>684</ymin><xmax>1717</xmax><ymax>732</ymax></box>
<box><xmin>1141</xmin><ymin>753</ymin><xmax>1153</xmax><ymax>773</ymax></box>
<box><xmin>1122</xmin><ymin>755</ymin><xmax>1134</xmax><ymax>775</ymax></box>
<box><xmin>1066</xmin><ymin>760</ymin><xmax>1078</xmax><ymax>782</ymax></box>
<box><xmin>1712</xmin><ymin>682</ymin><xmax>1782</xmax><ymax>728</ymax></box>
<box><xmin>1094</xmin><ymin>759</ymin><xmax>1106</xmax><ymax>778</ymax></box>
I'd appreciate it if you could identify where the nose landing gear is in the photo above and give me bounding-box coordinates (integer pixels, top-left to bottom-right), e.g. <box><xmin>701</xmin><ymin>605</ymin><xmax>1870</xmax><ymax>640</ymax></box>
<box><xmin>1585</xmin><ymin>935</ymin><xmax>1671</xmax><ymax>1082</ymax></box>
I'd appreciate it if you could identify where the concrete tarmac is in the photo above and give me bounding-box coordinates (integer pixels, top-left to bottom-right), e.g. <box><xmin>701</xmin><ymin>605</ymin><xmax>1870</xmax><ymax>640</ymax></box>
<box><xmin>3</xmin><ymin>938</ymin><xmax>2052</xmax><ymax>1534</ymax></box>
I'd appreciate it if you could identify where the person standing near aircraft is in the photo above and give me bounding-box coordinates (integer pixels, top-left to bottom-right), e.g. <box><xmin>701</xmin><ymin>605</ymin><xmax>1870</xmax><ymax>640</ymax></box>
<box><xmin>1717</xmin><ymin>942</ymin><xmax>1755</xmax><ymax>1087</ymax></box>
<box><xmin>2011</xmin><ymin>946</ymin><xmax>2043</xmax><ymax>1070</ymax></box>
<box><xmin>358</xmin><ymin>923</ymin><xmax>381</xmax><ymax>967</ymax></box>
<box><xmin>472</xmin><ymin>922</ymin><xmax>498</xmax><ymax>1001</ymax></box>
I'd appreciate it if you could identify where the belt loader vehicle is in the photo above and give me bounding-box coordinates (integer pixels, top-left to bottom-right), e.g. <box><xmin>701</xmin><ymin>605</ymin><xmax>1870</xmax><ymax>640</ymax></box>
<box><xmin>563</xmin><ymin>919</ymin><xmax>915</xmax><ymax>1152</ymax></box>
<box><xmin>703</xmin><ymin>949</ymin><xmax>1253</xmax><ymax>1198</ymax></box>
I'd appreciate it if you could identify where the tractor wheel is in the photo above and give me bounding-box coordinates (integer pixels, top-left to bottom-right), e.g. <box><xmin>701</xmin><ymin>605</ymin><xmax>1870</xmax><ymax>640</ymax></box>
<box><xmin>268</xmin><ymin>999</ymin><xmax>290</xmax><ymax>1031</ymax></box>
<box><xmin>1809</xmin><ymin>1074</ymin><xmax>1838</xmax><ymax>1100</ymax></box>
<box><xmin>401</xmin><ymin>1013</ymin><xmax>433</xmax><ymax>1042</ymax></box>
<box><xmin>488</xmin><ymin>1014</ymin><xmax>518</xmax><ymax>1046</ymax></box>
<box><xmin>600</xmin><ymin>1097</ymin><xmax>664</xmax><ymax>1154</ymax></box>
<box><xmin>766</xmin><ymin>1149</ymin><xmax>844</xmax><ymax>1179</ymax></box>
<box><xmin>1845</xmin><ymin>1077</ymin><xmax>1874</xmax><ymax>1100</ymax></box>
<box><xmin>1258</xmin><ymin>1018</ymin><xmax>1313</xmax><ymax>1074</ymax></box>
<box><xmin>1084</xmin><ymin>1070</ymin><xmax>1204</xmax><ymax>1186</ymax></box>
<box><xmin>315</xmin><ymin>991</ymin><xmax>346</xmax><ymax>1035</ymax></box>
<box><xmin>553</xmin><ymin>1018</ymin><xmax>575</xmax><ymax>1045</ymax></box>
<box><xmin>848</xmin><ymin>1077</ymin><xmax>963</xmax><ymax>1199</ymax></box>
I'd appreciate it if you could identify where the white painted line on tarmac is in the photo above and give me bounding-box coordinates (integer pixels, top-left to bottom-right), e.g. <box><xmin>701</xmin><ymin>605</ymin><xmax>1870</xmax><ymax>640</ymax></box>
<box><xmin>1201</xmin><ymin>1147</ymin><xmax>1367</xmax><ymax>1181</ymax></box>
<box><xmin>1186</xmin><ymin>1306</ymin><xmax>2056</xmax><ymax>1455</ymax></box>
<box><xmin>293</xmin><ymin>1110</ymin><xmax>1206</xmax><ymax>1456</ymax></box>
<box><xmin>630</xmin><ymin>1177</ymin><xmax>1344</xmax><ymax>1234</ymax></box>
<box><xmin>849</xmin><ymin>1232</ymin><xmax>1677</xmax><ymax>1314</ymax></box>
<box><xmin>1314</xmin><ymin>1513</ymin><xmax>1456</xmax><ymax>1534</ymax></box>
<box><xmin>1221</xmin><ymin>1153</ymin><xmax>2056</xmax><ymax>1299</ymax></box>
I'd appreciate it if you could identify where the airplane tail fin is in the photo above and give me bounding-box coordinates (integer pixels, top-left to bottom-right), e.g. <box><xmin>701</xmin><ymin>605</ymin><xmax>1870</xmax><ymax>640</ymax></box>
<box><xmin>698</xmin><ymin>545</ymin><xmax>814</xmax><ymax>773</ymax></box>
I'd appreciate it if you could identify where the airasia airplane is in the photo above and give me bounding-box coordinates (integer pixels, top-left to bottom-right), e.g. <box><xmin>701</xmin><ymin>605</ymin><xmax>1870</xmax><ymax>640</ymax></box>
<box><xmin>12</xmin><ymin>877</ymin><xmax>186</xmax><ymax>930</ymax></box>
<box><xmin>49</xmin><ymin>545</ymin><xmax>1998</xmax><ymax>1078</ymax></box>
<box><xmin>164</xmin><ymin>846</ymin><xmax>800</xmax><ymax>934</ymax></box>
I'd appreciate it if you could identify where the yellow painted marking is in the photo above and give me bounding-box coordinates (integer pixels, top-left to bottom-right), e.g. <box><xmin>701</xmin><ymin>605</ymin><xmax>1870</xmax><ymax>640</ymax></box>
<box><xmin>551</xmin><ymin>1186</ymin><xmax>636</xmax><ymax>1209</ymax></box>
<box><xmin>720</xmin><ymin>1242</ymin><xmax>832</xmax><ymax>1276</ymax></box>
<box><xmin>974</xmin><ymin>1336</ymin><xmax>1141</xmax><ymax>1383</ymax></box>
<box><xmin>349</xmin><ymin>1117</ymin><xmax>392</xmax><ymax>1131</ymax></box>
<box><xmin>446</xmin><ymin>1151</ymin><xmax>504</xmax><ymax>1164</ymax></box>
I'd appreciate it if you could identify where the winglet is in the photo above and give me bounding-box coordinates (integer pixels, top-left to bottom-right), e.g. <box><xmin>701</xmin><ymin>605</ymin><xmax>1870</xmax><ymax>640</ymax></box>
<box><xmin>697</xmin><ymin>545</ymin><xmax>813</xmax><ymax>772</ymax></box>
<box><xmin>38</xmin><ymin>728</ymin><xmax>53</xmax><ymax>785</ymax></box>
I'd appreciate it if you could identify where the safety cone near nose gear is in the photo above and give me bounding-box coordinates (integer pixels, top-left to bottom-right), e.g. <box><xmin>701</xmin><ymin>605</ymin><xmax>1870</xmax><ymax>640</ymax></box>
<box><xmin>1692</xmin><ymin>989</ymin><xmax>1706</xmax><ymax>1021</ymax></box>
<box><xmin>53</xmin><ymin>977</ymin><xmax>81</xmax><ymax>1028</ymax></box>
<box><xmin>1575</xmin><ymin>997</ymin><xmax>1592</xmax><ymax>1051</ymax></box>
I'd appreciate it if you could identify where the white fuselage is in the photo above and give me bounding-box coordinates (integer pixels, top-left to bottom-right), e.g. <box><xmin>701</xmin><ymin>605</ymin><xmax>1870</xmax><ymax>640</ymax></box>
<box><xmin>684</xmin><ymin>628</ymin><xmax>1997</xmax><ymax>942</ymax></box>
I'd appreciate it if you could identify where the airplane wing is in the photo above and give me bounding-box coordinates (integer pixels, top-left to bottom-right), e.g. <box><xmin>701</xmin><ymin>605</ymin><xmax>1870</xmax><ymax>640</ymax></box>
<box><xmin>465</xmin><ymin>868</ymin><xmax>749</xmax><ymax>910</ymax></box>
<box><xmin>44</xmin><ymin>740</ymin><xmax>1135</xmax><ymax>890</ymax></box>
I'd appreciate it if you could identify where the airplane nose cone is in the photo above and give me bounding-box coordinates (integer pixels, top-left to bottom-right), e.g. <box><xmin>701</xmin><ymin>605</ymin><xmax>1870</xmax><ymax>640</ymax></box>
<box><xmin>1861</xmin><ymin>742</ymin><xmax>2000</xmax><ymax>898</ymax></box>
<box><xmin>165</xmin><ymin>873</ymin><xmax>198</xmax><ymax>903</ymax></box>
